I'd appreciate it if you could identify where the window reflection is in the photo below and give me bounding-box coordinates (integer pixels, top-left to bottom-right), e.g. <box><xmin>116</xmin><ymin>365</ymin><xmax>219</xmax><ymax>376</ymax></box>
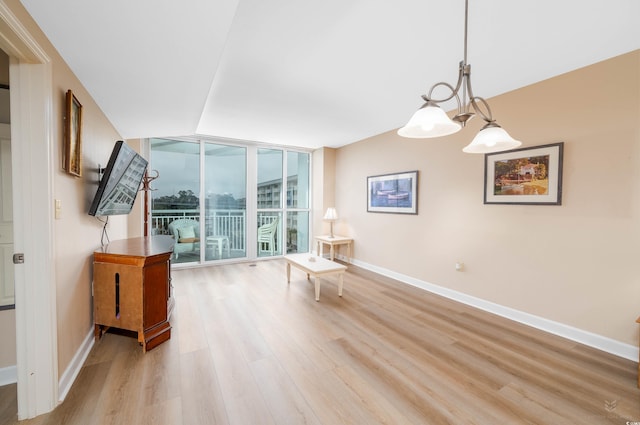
<box><xmin>204</xmin><ymin>143</ymin><xmax>246</xmax><ymax>261</ymax></box>
<box><xmin>150</xmin><ymin>140</ymin><xmax>310</xmax><ymax>263</ymax></box>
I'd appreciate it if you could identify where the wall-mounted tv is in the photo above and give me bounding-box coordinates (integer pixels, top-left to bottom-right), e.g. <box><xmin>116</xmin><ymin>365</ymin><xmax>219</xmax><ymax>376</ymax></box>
<box><xmin>88</xmin><ymin>141</ymin><xmax>148</xmax><ymax>216</ymax></box>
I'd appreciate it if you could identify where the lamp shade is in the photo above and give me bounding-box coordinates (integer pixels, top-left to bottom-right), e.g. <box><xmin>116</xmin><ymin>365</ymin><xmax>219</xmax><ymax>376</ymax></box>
<box><xmin>323</xmin><ymin>207</ymin><xmax>338</xmax><ymax>221</ymax></box>
<box><xmin>462</xmin><ymin>124</ymin><xmax>521</xmax><ymax>153</ymax></box>
<box><xmin>397</xmin><ymin>103</ymin><xmax>462</xmax><ymax>138</ymax></box>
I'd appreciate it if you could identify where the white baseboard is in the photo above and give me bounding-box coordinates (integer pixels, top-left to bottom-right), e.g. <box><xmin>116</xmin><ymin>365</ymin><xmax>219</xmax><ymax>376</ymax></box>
<box><xmin>58</xmin><ymin>328</ymin><xmax>94</xmax><ymax>402</ymax></box>
<box><xmin>0</xmin><ymin>365</ymin><xmax>17</xmax><ymax>386</ymax></box>
<box><xmin>350</xmin><ymin>258</ymin><xmax>639</xmax><ymax>362</ymax></box>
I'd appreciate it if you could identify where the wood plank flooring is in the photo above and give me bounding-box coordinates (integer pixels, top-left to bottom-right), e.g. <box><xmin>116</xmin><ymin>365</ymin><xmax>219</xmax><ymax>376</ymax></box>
<box><xmin>2</xmin><ymin>259</ymin><xmax>639</xmax><ymax>424</ymax></box>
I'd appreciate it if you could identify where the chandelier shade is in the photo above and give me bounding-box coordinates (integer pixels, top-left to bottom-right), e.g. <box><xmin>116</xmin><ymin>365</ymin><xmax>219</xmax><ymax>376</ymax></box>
<box><xmin>462</xmin><ymin>123</ymin><xmax>521</xmax><ymax>153</ymax></box>
<box><xmin>397</xmin><ymin>102</ymin><xmax>462</xmax><ymax>138</ymax></box>
<box><xmin>397</xmin><ymin>0</ymin><xmax>521</xmax><ymax>154</ymax></box>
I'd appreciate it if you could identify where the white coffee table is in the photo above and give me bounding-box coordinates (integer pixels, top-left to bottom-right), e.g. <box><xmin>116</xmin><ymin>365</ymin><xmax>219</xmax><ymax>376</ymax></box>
<box><xmin>285</xmin><ymin>253</ymin><xmax>347</xmax><ymax>301</ymax></box>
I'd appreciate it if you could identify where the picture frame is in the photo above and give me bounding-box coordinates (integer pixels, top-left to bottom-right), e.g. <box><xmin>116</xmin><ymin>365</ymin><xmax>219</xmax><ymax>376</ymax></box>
<box><xmin>64</xmin><ymin>89</ymin><xmax>83</xmax><ymax>177</ymax></box>
<box><xmin>484</xmin><ymin>142</ymin><xmax>564</xmax><ymax>205</ymax></box>
<box><xmin>367</xmin><ymin>170</ymin><xmax>418</xmax><ymax>214</ymax></box>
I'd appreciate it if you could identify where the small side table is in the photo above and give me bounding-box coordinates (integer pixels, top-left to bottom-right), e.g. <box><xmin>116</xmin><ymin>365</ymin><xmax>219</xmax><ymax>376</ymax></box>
<box><xmin>206</xmin><ymin>235</ymin><xmax>230</xmax><ymax>258</ymax></box>
<box><xmin>316</xmin><ymin>235</ymin><xmax>353</xmax><ymax>263</ymax></box>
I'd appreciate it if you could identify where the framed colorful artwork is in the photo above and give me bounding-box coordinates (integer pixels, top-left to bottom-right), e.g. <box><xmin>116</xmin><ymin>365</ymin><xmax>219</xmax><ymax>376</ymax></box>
<box><xmin>484</xmin><ymin>142</ymin><xmax>564</xmax><ymax>205</ymax></box>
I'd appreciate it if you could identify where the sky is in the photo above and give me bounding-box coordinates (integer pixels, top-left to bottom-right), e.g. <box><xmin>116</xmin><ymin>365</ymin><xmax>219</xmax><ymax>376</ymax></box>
<box><xmin>149</xmin><ymin>140</ymin><xmax>304</xmax><ymax>201</ymax></box>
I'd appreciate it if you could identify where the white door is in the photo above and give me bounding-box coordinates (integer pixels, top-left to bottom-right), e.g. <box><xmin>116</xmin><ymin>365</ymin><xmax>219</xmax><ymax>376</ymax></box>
<box><xmin>0</xmin><ymin>124</ymin><xmax>14</xmax><ymax>308</ymax></box>
<box><xmin>2</xmin><ymin>4</ymin><xmax>59</xmax><ymax>416</ymax></box>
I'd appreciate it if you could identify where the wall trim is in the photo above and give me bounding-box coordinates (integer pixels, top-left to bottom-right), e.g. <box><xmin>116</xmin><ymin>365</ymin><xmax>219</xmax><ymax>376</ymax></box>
<box><xmin>0</xmin><ymin>365</ymin><xmax>16</xmax><ymax>386</ymax></box>
<box><xmin>58</xmin><ymin>328</ymin><xmax>94</xmax><ymax>402</ymax></box>
<box><xmin>0</xmin><ymin>1</ymin><xmax>50</xmax><ymax>63</ymax></box>
<box><xmin>347</xmin><ymin>256</ymin><xmax>638</xmax><ymax>362</ymax></box>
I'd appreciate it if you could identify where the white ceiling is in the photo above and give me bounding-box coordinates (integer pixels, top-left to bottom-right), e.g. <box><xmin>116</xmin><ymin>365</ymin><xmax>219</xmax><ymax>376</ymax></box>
<box><xmin>19</xmin><ymin>0</ymin><xmax>640</xmax><ymax>150</ymax></box>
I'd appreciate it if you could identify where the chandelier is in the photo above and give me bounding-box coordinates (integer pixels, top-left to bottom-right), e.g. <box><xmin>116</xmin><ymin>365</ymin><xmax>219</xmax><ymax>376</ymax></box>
<box><xmin>397</xmin><ymin>0</ymin><xmax>521</xmax><ymax>154</ymax></box>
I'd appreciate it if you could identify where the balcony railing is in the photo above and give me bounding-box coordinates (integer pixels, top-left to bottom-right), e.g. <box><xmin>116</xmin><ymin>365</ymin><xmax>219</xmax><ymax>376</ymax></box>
<box><xmin>152</xmin><ymin>209</ymin><xmax>245</xmax><ymax>251</ymax></box>
<box><xmin>152</xmin><ymin>209</ymin><xmax>200</xmax><ymax>234</ymax></box>
<box><xmin>151</xmin><ymin>209</ymin><xmax>281</xmax><ymax>253</ymax></box>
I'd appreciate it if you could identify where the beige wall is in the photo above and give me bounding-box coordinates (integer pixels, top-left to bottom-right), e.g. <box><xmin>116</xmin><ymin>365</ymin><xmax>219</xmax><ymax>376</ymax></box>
<box><xmin>312</xmin><ymin>147</ymin><xmax>337</xmax><ymax>239</ymax></box>
<box><xmin>4</xmin><ymin>0</ymin><xmax>130</xmax><ymax>377</ymax></box>
<box><xmin>335</xmin><ymin>50</ymin><xmax>640</xmax><ymax>347</ymax></box>
<box><xmin>0</xmin><ymin>310</ymin><xmax>15</xmax><ymax>368</ymax></box>
<box><xmin>126</xmin><ymin>138</ymin><xmax>146</xmax><ymax>238</ymax></box>
<box><xmin>0</xmin><ymin>49</ymin><xmax>8</xmax><ymax>85</ymax></box>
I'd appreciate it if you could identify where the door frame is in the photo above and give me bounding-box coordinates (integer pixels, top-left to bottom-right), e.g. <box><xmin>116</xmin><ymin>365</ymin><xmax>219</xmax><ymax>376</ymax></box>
<box><xmin>0</xmin><ymin>2</ymin><xmax>58</xmax><ymax>419</ymax></box>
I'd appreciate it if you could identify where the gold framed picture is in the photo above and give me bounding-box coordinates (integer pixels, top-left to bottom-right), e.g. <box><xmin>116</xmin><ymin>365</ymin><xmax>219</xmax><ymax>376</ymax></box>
<box><xmin>64</xmin><ymin>89</ymin><xmax>83</xmax><ymax>177</ymax></box>
<box><xmin>484</xmin><ymin>142</ymin><xmax>564</xmax><ymax>205</ymax></box>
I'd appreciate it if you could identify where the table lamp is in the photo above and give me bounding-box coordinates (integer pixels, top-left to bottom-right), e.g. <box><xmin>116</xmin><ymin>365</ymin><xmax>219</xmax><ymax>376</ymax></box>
<box><xmin>323</xmin><ymin>207</ymin><xmax>338</xmax><ymax>238</ymax></box>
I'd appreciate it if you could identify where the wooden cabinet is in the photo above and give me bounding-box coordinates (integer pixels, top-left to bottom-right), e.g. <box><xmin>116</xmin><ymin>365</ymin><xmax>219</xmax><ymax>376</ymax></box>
<box><xmin>93</xmin><ymin>236</ymin><xmax>174</xmax><ymax>352</ymax></box>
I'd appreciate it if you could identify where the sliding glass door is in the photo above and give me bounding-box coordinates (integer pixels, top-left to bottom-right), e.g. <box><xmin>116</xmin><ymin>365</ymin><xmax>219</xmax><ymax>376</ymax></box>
<box><xmin>256</xmin><ymin>148</ymin><xmax>311</xmax><ymax>257</ymax></box>
<box><xmin>286</xmin><ymin>151</ymin><xmax>310</xmax><ymax>254</ymax></box>
<box><xmin>257</xmin><ymin>148</ymin><xmax>282</xmax><ymax>258</ymax></box>
<box><xmin>204</xmin><ymin>143</ymin><xmax>246</xmax><ymax>261</ymax></box>
<box><xmin>150</xmin><ymin>139</ymin><xmax>201</xmax><ymax>264</ymax></box>
<box><xmin>149</xmin><ymin>138</ymin><xmax>309</xmax><ymax>265</ymax></box>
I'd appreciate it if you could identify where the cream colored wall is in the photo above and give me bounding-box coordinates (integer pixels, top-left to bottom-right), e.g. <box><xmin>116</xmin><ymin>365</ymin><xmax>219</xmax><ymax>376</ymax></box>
<box><xmin>312</xmin><ymin>147</ymin><xmax>337</xmax><ymax>241</ymax></box>
<box><xmin>0</xmin><ymin>310</ymin><xmax>15</xmax><ymax>368</ymax></box>
<box><xmin>0</xmin><ymin>49</ymin><xmax>8</xmax><ymax>84</ymax></box>
<box><xmin>4</xmin><ymin>1</ymin><xmax>128</xmax><ymax>376</ymax></box>
<box><xmin>335</xmin><ymin>50</ymin><xmax>640</xmax><ymax>347</ymax></box>
<box><xmin>126</xmin><ymin>138</ymin><xmax>145</xmax><ymax>238</ymax></box>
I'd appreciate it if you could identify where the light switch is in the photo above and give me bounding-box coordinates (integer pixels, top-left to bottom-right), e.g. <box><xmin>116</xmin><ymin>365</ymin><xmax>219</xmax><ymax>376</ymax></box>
<box><xmin>55</xmin><ymin>199</ymin><xmax>61</xmax><ymax>219</ymax></box>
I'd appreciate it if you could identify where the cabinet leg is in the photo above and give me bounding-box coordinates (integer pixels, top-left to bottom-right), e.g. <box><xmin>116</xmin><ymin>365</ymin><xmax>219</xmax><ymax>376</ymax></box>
<box><xmin>94</xmin><ymin>324</ymin><xmax>109</xmax><ymax>341</ymax></box>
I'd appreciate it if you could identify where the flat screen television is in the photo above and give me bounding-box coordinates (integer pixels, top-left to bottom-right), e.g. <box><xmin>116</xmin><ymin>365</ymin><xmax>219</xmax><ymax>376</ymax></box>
<box><xmin>88</xmin><ymin>141</ymin><xmax>148</xmax><ymax>216</ymax></box>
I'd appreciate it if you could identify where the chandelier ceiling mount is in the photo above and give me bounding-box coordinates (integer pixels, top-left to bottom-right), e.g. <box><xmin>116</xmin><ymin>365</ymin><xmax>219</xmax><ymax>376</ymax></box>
<box><xmin>397</xmin><ymin>0</ymin><xmax>521</xmax><ymax>154</ymax></box>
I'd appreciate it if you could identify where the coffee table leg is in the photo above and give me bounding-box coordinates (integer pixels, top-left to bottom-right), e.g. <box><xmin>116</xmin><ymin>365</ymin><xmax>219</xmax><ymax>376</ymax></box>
<box><xmin>338</xmin><ymin>273</ymin><xmax>343</xmax><ymax>297</ymax></box>
<box><xmin>286</xmin><ymin>262</ymin><xmax>291</xmax><ymax>284</ymax></box>
<box><xmin>314</xmin><ymin>277</ymin><xmax>320</xmax><ymax>301</ymax></box>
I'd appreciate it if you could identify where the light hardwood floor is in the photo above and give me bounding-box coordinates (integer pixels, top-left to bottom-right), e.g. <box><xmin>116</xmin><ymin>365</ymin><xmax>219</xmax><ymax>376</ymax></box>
<box><xmin>2</xmin><ymin>259</ymin><xmax>639</xmax><ymax>424</ymax></box>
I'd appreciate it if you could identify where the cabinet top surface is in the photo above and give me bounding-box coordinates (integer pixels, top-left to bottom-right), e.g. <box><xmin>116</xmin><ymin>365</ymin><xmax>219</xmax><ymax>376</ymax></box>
<box><xmin>95</xmin><ymin>235</ymin><xmax>175</xmax><ymax>258</ymax></box>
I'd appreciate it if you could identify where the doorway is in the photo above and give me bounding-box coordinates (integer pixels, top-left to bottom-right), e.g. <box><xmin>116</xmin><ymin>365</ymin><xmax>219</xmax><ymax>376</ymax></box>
<box><xmin>0</xmin><ymin>3</ymin><xmax>58</xmax><ymax>420</ymax></box>
<box><xmin>0</xmin><ymin>47</ymin><xmax>16</xmax><ymax>418</ymax></box>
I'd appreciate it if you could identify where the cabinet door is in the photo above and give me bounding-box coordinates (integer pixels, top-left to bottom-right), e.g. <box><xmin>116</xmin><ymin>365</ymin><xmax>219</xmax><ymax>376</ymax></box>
<box><xmin>94</xmin><ymin>262</ymin><xmax>143</xmax><ymax>332</ymax></box>
<box><xmin>142</xmin><ymin>260</ymin><xmax>169</xmax><ymax>329</ymax></box>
